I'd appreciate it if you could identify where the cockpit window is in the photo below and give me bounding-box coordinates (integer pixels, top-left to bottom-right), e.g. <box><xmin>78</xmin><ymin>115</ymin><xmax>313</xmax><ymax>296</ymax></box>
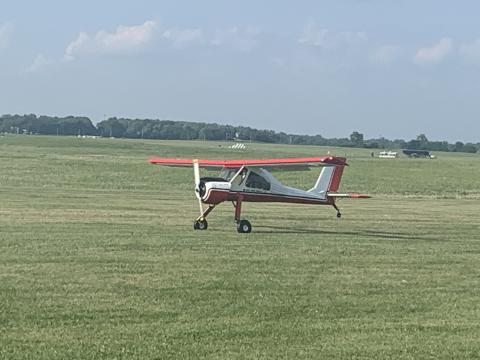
<box><xmin>245</xmin><ymin>171</ymin><xmax>271</xmax><ymax>191</ymax></box>
<box><xmin>219</xmin><ymin>168</ymin><xmax>240</xmax><ymax>181</ymax></box>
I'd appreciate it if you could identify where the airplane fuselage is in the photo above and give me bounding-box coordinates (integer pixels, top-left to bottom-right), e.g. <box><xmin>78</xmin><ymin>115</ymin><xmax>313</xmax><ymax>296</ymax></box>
<box><xmin>198</xmin><ymin>167</ymin><xmax>334</xmax><ymax>206</ymax></box>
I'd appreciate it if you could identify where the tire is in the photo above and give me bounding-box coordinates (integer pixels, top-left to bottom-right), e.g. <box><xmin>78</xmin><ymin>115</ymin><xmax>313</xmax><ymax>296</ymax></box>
<box><xmin>194</xmin><ymin>219</ymin><xmax>208</xmax><ymax>230</ymax></box>
<box><xmin>237</xmin><ymin>219</ymin><xmax>252</xmax><ymax>233</ymax></box>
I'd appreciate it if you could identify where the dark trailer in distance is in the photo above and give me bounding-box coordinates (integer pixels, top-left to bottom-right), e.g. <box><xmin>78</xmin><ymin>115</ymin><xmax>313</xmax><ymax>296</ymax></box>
<box><xmin>403</xmin><ymin>149</ymin><xmax>432</xmax><ymax>158</ymax></box>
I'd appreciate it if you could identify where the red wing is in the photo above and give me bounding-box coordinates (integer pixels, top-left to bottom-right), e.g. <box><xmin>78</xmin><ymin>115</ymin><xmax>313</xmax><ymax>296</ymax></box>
<box><xmin>149</xmin><ymin>158</ymin><xmax>226</xmax><ymax>169</ymax></box>
<box><xmin>149</xmin><ymin>156</ymin><xmax>348</xmax><ymax>169</ymax></box>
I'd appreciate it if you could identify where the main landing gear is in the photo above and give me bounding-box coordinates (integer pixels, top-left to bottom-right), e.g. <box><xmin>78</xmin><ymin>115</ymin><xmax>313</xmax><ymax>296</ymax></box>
<box><xmin>193</xmin><ymin>197</ymin><xmax>252</xmax><ymax>233</ymax></box>
<box><xmin>233</xmin><ymin>196</ymin><xmax>251</xmax><ymax>233</ymax></box>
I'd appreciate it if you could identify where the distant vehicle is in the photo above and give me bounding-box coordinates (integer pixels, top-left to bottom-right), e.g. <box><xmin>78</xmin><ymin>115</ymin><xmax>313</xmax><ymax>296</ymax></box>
<box><xmin>150</xmin><ymin>156</ymin><xmax>370</xmax><ymax>233</ymax></box>
<box><xmin>378</xmin><ymin>151</ymin><xmax>398</xmax><ymax>158</ymax></box>
<box><xmin>403</xmin><ymin>149</ymin><xmax>435</xmax><ymax>158</ymax></box>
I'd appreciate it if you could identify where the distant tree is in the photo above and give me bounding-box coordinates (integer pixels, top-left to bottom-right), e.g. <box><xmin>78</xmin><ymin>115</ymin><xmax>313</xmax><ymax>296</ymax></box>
<box><xmin>463</xmin><ymin>143</ymin><xmax>477</xmax><ymax>153</ymax></box>
<box><xmin>407</xmin><ymin>139</ymin><xmax>421</xmax><ymax>150</ymax></box>
<box><xmin>350</xmin><ymin>131</ymin><xmax>364</xmax><ymax>147</ymax></box>
<box><xmin>97</xmin><ymin>117</ymin><xmax>127</xmax><ymax>137</ymax></box>
<box><xmin>2</xmin><ymin>113</ymin><xmax>478</xmax><ymax>154</ymax></box>
<box><xmin>453</xmin><ymin>141</ymin><xmax>464</xmax><ymax>152</ymax></box>
<box><xmin>427</xmin><ymin>141</ymin><xmax>449</xmax><ymax>152</ymax></box>
<box><xmin>392</xmin><ymin>139</ymin><xmax>407</xmax><ymax>149</ymax></box>
<box><xmin>0</xmin><ymin>114</ymin><xmax>96</xmax><ymax>136</ymax></box>
<box><xmin>416</xmin><ymin>133</ymin><xmax>429</xmax><ymax>145</ymax></box>
<box><xmin>364</xmin><ymin>141</ymin><xmax>379</xmax><ymax>149</ymax></box>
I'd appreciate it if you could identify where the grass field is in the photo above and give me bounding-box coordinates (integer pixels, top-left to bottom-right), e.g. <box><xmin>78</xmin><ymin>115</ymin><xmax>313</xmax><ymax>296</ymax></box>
<box><xmin>1</xmin><ymin>135</ymin><xmax>480</xmax><ymax>359</ymax></box>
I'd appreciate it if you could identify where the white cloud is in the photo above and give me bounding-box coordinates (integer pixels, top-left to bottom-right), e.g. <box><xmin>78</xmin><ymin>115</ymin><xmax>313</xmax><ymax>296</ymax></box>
<box><xmin>65</xmin><ymin>32</ymin><xmax>89</xmax><ymax>60</ymax></box>
<box><xmin>0</xmin><ymin>22</ymin><xmax>14</xmax><ymax>49</ymax></box>
<box><xmin>414</xmin><ymin>38</ymin><xmax>453</xmax><ymax>65</ymax></box>
<box><xmin>161</xmin><ymin>28</ymin><xmax>204</xmax><ymax>48</ymax></box>
<box><xmin>211</xmin><ymin>26</ymin><xmax>261</xmax><ymax>52</ymax></box>
<box><xmin>65</xmin><ymin>20</ymin><xmax>157</xmax><ymax>60</ymax></box>
<box><xmin>298</xmin><ymin>22</ymin><xmax>367</xmax><ymax>49</ymax></box>
<box><xmin>158</xmin><ymin>25</ymin><xmax>262</xmax><ymax>52</ymax></box>
<box><xmin>370</xmin><ymin>45</ymin><xmax>400</xmax><ymax>64</ymax></box>
<box><xmin>25</xmin><ymin>53</ymin><xmax>53</xmax><ymax>73</ymax></box>
<box><xmin>460</xmin><ymin>39</ymin><xmax>480</xmax><ymax>64</ymax></box>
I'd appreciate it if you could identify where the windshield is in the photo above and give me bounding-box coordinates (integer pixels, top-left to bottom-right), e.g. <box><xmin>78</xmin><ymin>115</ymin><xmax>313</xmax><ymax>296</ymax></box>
<box><xmin>219</xmin><ymin>168</ymin><xmax>240</xmax><ymax>181</ymax></box>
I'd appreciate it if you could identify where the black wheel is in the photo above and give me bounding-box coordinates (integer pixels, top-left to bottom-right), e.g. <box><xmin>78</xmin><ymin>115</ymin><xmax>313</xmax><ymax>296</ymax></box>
<box><xmin>336</xmin><ymin>212</ymin><xmax>342</xmax><ymax>219</ymax></box>
<box><xmin>194</xmin><ymin>219</ymin><xmax>208</xmax><ymax>230</ymax></box>
<box><xmin>236</xmin><ymin>219</ymin><xmax>252</xmax><ymax>233</ymax></box>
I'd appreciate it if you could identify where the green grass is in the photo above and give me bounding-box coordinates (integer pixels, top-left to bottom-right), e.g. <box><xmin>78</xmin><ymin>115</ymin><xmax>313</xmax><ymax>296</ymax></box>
<box><xmin>1</xmin><ymin>135</ymin><xmax>480</xmax><ymax>359</ymax></box>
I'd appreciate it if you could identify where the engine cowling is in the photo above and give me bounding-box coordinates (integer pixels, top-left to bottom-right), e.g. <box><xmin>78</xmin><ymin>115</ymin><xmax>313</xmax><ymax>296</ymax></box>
<box><xmin>197</xmin><ymin>180</ymin><xmax>207</xmax><ymax>198</ymax></box>
<box><xmin>196</xmin><ymin>180</ymin><xmax>231</xmax><ymax>203</ymax></box>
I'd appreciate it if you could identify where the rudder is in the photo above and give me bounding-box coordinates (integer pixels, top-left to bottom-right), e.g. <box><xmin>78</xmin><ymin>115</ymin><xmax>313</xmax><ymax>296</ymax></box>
<box><xmin>308</xmin><ymin>164</ymin><xmax>345</xmax><ymax>197</ymax></box>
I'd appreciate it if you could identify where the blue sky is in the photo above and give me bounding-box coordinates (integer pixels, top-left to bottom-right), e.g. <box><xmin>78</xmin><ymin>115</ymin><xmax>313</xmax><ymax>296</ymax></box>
<box><xmin>1</xmin><ymin>0</ymin><xmax>480</xmax><ymax>142</ymax></box>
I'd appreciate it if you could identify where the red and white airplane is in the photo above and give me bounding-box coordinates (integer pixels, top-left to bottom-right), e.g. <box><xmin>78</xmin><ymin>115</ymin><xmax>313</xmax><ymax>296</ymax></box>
<box><xmin>150</xmin><ymin>156</ymin><xmax>370</xmax><ymax>233</ymax></box>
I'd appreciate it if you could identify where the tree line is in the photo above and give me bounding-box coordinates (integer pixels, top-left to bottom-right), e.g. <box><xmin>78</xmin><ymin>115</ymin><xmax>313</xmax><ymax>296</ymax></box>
<box><xmin>1</xmin><ymin>114</ymin><xmax>478</xmax><ymax>153</ymax></box>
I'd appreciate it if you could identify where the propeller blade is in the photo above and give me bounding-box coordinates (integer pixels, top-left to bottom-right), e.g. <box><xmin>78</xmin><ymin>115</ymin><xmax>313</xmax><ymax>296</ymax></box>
<box><xmin>193</xmin><ymin>160</ymin><xmax>203</xmax><ymax>216</ymax></box>
<box><xmin>193</xmin><ymin>159</ymin><xmax>200</xmax><ymax>186</ymax></box>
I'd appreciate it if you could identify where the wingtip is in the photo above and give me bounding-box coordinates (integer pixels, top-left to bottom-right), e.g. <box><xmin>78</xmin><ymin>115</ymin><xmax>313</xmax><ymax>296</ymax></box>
<box><xmin>327</xmin><ymin>156</ymin><xmax>348</xmax><ymax>166</ymax></box>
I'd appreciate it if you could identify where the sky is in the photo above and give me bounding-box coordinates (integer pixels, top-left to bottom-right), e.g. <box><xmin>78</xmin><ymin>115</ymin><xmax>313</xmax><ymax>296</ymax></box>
<box><xmin>1</xmin><ymin>0</ymin><xmax>480</xmax><ymax>142</ymax></box>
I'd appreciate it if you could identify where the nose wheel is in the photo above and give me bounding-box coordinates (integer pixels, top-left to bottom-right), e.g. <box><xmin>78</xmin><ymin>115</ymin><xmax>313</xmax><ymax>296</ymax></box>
<box><xmin>236</xmin><ymin>219</ymin><xmax>252</xmax><ymax>233</ymax></box>
<box><xmin>193</xmin><ymin>204</ymin><xmax>216</xmax><ymax>230</ymax></box>
<box><xmin>194</xmin><ymin>218</ymin><xmax>208</xmax><ymax>230</ymax></box>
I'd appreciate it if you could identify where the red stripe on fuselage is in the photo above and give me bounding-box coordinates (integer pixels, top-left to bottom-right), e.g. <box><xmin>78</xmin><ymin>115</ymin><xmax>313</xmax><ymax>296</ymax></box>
<box><xmin>203</xmin><ymin>188</ymin><xmax>331</xmax><ymax>205</ymax></box>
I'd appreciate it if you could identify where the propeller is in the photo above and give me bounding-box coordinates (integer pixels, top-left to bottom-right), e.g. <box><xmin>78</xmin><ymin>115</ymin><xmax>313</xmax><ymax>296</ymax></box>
<box><xmin>193</xmin><ymin>160</ymin><xmax>203</xmax><ymax>216</ymax></box>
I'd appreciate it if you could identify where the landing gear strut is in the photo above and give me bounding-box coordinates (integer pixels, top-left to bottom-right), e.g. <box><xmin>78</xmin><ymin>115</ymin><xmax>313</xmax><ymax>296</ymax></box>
<box><xmin>192</xmin><ymin>198</ymin><xmax>253</xmax><ymax>233</ymax></box>
<box><xmin>193</xmin><ymin>204</ymin><xmax>216</xmax><ymax>230</ymax></box>
<box><xmin>333</xmin><ymin>203</ymin><xmax>342</xmax><ymax>218</ymax></box>
<box><xmin>233</xmin><ymin>196</ymin><xmax>252</xmax><ymax>233</ymax></box>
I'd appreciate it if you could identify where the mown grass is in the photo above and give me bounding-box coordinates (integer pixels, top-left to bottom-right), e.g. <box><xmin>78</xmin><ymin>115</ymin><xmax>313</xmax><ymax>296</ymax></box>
<box><xmin>1</xmin><ymin>135</ymin><xmax>480</xmax><ymax>359</ymax></box>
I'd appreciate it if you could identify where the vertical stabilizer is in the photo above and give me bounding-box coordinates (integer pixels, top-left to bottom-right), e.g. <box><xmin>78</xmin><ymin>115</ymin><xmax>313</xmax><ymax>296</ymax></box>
<box><xmin>308</xmin><ymin>165</ymin><xmax>345</xmax><ymax>198</ymax></box>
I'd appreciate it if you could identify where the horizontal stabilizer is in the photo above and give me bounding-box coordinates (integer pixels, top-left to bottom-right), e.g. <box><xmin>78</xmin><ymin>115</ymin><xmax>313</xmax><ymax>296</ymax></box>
<box><xmin>328</xmin><ymin>192</ymin><xmax>371</xmax><ymax>199</ymax></box>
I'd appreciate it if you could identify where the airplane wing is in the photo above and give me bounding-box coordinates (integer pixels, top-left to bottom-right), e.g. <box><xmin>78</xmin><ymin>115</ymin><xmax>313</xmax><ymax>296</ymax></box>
<box><xmin>149</xmin><ymin>156</ymin><xmax>348</xmax><ymax>170</ymax></box>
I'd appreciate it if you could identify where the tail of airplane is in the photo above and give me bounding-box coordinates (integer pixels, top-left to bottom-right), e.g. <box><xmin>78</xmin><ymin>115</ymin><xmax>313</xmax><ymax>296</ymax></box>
<box><xmin>307</xmin><ymin>158</ymin><xmax>371</xmax><ymax>202</ymax></box>
<box><xmin>307</xmin><ymin>164</ymin><xmax>345</xmax><ymax>198</ymax></box>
